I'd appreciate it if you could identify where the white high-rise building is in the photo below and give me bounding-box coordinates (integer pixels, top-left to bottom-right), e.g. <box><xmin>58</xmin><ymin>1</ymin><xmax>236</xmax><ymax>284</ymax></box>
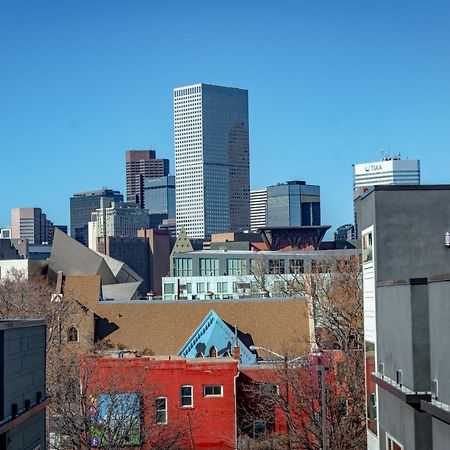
<box><xmin>250</xmin><ymin>188</ymin><xmax>267</xmax><ymax>231</ymax></box>
<box><xmin>354</xmin><ymin>157</ymin><xmax>420</xmax><ymax>189</ymax></box>
<box><xmin>174</xmin><ymin>83</ymin><xmax>250</xmax><ymax>239</ymax></box>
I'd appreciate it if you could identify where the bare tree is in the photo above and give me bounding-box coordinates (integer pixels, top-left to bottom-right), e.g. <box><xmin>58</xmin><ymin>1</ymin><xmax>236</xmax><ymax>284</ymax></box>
<box><xmin>241</xmin><ymin>255</ymin><xmax>366</xmax><ymax>449</ymax></box>
<box><xmin>49</xmin><ymin>354</ymin><xmax>188</xmax><ymax>449</ymax></box>
<box><xmin>0</xmin><ymin>271</ymin><xmax>188</xmax><ymax>449</ymax></box>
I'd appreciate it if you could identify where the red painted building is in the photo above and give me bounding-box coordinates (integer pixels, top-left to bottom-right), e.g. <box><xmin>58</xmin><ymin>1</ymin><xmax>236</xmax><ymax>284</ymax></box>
<box><xmin>83</xmin><ymin>355</ymin><xmax>239</xmax><ymax>449</ymax></box>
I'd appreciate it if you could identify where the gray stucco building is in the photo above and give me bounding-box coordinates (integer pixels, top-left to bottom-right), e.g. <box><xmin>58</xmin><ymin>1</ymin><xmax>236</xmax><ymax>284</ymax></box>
<box><xmin>0</xmin><ymin>319</ymin><xmax>48</xmax><ymax>449</ymax></box>
<box><xmin>358</xmin><ymin>185</ymin><xmax>450</xmax><ymax>450</ymax></box>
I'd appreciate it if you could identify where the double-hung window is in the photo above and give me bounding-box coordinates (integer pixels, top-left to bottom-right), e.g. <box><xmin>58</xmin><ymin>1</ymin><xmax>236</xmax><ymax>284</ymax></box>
<box><xmin>180</xmin><ymin>385</ymin><xmax>193</xmax><ymax>407</ymax></box>
<box><xmin>155</xmin><ymin>397</ymin><xmax>167</xmax><ymax>424</ymax></box>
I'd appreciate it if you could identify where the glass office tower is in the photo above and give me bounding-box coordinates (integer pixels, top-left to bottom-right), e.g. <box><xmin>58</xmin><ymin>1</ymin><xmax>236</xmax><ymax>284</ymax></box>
<box><xmin>70</xmin><ymin>188</ymin><xmax>123</xmax><ymax>246</ymax></box>
<box><xmin>174</xmin><ymin>83</ymin><xmax>250</xmax><ymax>239</ymax></box>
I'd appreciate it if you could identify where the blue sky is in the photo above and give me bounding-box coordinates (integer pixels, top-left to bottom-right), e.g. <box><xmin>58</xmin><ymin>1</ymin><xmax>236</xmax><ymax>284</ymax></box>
<box><xmin>1</xmin><ymin>0</ymin><xmax>450</xmax><ymax>231</ymax></box>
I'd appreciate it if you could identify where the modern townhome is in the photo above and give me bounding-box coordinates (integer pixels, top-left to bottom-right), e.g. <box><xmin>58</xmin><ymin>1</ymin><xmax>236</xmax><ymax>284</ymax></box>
<box><xmin>357</xmin><ymin>185</ymin><xmax>450</xmax><ymax>449</ymax></box>
<box><xmin>163</xmin><ymin>248</ymin><xmax>359</xmax><ymax>300</ymax></box>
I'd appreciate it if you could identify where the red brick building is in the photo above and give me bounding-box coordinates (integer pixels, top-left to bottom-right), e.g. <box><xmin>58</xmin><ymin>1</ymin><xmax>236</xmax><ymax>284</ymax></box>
<box><xmin>84</xmin><ymin>355</ymin><xmax>239</xmax><ymax>449</ymax></box>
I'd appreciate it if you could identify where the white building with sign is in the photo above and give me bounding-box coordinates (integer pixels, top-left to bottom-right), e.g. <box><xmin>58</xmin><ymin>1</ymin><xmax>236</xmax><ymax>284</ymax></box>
<box><xmin>354</xmin><ymin>158</ymin><xmax>420</xmax><ymax>189</ymax></box>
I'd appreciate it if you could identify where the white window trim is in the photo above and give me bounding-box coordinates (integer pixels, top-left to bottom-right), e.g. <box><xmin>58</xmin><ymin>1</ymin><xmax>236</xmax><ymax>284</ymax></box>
<box><xmin>155</xmin><ymin>396</ymin><xmax>168</xmax><ymax>425</ymax></box>
<box><xmin>386</xmin><ymin>432</ymin><xmax>404</xmax><ymax>450</ymax></box>
<box><xmin>203</xmin><ymin>385</ymin><xmax>223</xmax><ymax>397</ymax></box>
<box><xmin>180</xmin><ymin>385</ymin><xmax>194</xmax><ymax>408</ymax></box>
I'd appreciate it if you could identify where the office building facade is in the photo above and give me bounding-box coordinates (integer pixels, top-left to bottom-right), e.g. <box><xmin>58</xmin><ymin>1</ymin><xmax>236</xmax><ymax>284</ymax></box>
<box><xmin>70</xmin><ymin>188</ymin><xmax>123</xmax><ymax>246</ymax></box>
<box><xmin>266</xmin><ymin>181</ymin><xmax>321</xmax><ymax>227</ymax></box>
<box><xmin>174</xmin><ymin>83</ymin><xmax>250</xmax><ymax>239</ymax></box>
<box><xmin>143</xmin><ymin>175</ymin><xmax>176</xmax><ymax>228</ymax></box>
<box><xmin>11</xmin><ymin>208</ymin><xmax>55</xmax><ymax>244</ymax></box>
<box><xmin>358</xmin><ymin>185</ymin><xmax>450</xmax><ymax>450</ymax></box>
<box><xmin>250</xmin><ymin>188</ymin><xmax>267</xmax><ymax>231</ymax></box>
<box><xmin>334</xmin><ymin>223</ymin><xmax>355</xmax><ymax>241</ymax></box>
<box><xmin>89</xmin><ymin>201</ymin><xmax>150</xmax><ymax>246</ymax></box>
<box><xmin>354</xmin><ymin>158</ymin><xmax>420</xmax><ymax>190</ymax></box>
<box><xmin>125</xmin><ymin>150</ymin><xmax>169</xmax><ymax>206</ymax></box>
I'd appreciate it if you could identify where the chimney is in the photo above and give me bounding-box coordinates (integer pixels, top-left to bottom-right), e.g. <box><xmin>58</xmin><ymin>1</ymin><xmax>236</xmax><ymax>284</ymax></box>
<box><xmin>233</xmin><ymin>324</ymin><xmax>240</xmax><ymax>360</ymax></box>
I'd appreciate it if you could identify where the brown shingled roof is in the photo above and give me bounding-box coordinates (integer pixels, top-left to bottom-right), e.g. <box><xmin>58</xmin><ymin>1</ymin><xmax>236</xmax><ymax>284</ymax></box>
<box><xmin>64</xmin><ymin>275</ymin><xmax>312</xmax><ymax>357</ymax></box>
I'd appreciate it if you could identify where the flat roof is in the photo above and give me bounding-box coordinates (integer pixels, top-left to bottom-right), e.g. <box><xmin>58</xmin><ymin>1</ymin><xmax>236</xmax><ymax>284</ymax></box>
<box><xmin>0</xmin><ymin>319</ymin><xmax>46</xmax><ymax>330</ymax></box>
<box><xmin>173</xmin><ymin>249</ymin><xmax>359</xmax><ymax>256</ymax></box>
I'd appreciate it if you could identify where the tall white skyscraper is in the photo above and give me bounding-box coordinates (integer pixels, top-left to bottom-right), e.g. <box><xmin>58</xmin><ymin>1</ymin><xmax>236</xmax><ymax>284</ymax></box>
<box><xmin>174</xmin><ymin>83</ymin><xmax>250</xmax><ymax>239</ymax></box>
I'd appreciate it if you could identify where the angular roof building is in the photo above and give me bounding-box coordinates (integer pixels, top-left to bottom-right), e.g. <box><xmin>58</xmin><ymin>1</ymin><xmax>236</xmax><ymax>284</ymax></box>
<box><xmin>49</xmin><ymin>228</ymin><xmax>143</xmax><ymax>300</ymax></box>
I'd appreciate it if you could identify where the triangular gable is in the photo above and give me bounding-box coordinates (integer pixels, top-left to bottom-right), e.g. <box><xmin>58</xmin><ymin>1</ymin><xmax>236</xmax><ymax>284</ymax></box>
<box><xmin>178</xmin><ymin>310</ymin><xmax>257</xmax><ymax>365</ymax></box>
<box><xmin>171</xmin><ymin>227</ymin><xmax>194</xmax><ymax>255</ymax></box>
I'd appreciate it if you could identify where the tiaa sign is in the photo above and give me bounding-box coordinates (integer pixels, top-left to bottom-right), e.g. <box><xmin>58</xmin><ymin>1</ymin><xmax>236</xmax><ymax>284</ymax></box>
<box><xmin>365</xmin><ymin>164</ymin><xmax>383</xmax><ymax>172</ymax></box>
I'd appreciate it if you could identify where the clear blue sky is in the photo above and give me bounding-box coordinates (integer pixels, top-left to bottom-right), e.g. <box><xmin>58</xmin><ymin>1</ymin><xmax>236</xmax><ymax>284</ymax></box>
<box><xmin>1</xmin><ymin>0</ymin><xmax>450</xmax><ymax>231</ymax></box>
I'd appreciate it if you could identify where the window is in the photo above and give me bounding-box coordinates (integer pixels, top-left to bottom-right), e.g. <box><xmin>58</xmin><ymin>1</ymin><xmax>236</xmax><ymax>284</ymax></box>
<box><xmin>174</xmin><ymin>258</ymin><xmax>192</xmax><ymax>276</ymax></box>
<box><xmin>186</xmin><ymin>283</ymin><xmax>192</xmax><ymax>294</ymax></box>
<box><xmin>289</xmin><ymin>259</ymin><xmax>304</xmax><ymax>274</ymax></box>
<box><xmin>386</xmin><ymin>434</ymin><xmax>403</xmax><ymax>450</ymax></box>
<box><xmin>67</xmin><ymin>326</ymin><xmax>79</xmax><ymax>342</ymax></box>
<box><xmin>365</xmin><ymin>340</ymin><xmax>377</xmax><ymax>435</ymax></box>
<box><xmin>209</xmin><ymin>346</ymin><xmax>217</xmax><ymax>357</ymax></box>
<box><xmin>197</xmin><ymin>282</ymin><xmax>205</xmax><ymax>293</ymax></box>
<box><xmin>311</xmin><ymin>259</ymin><xmax>328</xmax><ymax>273</ymax></box>
<box><xmin>363</xmin><ymin>232</ymin><xmax>373</xmax><ymax>263</ymax></box>
<box><xmin>268</xmin><ymin>259</ymin><xmax>285</xmax><ymax>274</ymax></box>
<box><xmin>164</xmin><ymin>283</ymin><xmax>174</xmax><ymax>294</ymax></box>
<box><xmin>180</xmin><ymin>385</ymin><xmax>193</xmax><ymax>407</ymax></box>
<box><xmin>204</xmin><ymin>385</ymin><xmax>223</xmax><ymax>396</ymax></box>
<box><xmin>217</xmin><ymin>282</ymin><xmax>228</xmax><ymax>293</ymax></box>
<box><xmin>253</xmin><ymin>420</ymin><xmax>267</xmax><ymax>439</ymax></box>
<box><xmin>226</xmin><ymin>258</ymin><xmax>247</xmax><ymax>275</ymax></box>
<box><xmin>200</xmin><ymin>258</ymin><xmax>219</xmax><ymax>276</ymax></box>
<box><xmin>155</xmin><ymin>397</ymin><xmax>167</xmax><ymax>424</ymax></box>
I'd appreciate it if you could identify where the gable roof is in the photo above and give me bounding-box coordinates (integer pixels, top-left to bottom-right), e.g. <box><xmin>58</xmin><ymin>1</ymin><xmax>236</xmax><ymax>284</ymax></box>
<box><xmin>64</xmin><ymin>277</ymin><xmax>312</xmax><ymax>357</ymax></box>
<box><xmin>178</xmin><ymin>310</ymin><xmax>257</xmax><ymax>365</ymax></box>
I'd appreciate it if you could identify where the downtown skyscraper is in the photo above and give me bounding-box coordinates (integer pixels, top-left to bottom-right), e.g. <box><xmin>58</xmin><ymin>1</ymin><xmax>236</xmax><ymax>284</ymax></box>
<box><xmin>174</xmin><ymin>83</ymin><xmax>250</xmax><ymax>239</ymax></box>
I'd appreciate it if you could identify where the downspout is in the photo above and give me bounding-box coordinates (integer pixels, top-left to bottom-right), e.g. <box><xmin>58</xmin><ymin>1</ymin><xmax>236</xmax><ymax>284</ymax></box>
<box><xmin>234</xmin><ymin>369</ymin><xmax>240</xmax><ymax>450</ymax></box>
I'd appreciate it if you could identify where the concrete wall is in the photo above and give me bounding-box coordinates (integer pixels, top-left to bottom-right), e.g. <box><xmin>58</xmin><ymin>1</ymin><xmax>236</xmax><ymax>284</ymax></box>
<box><xmin>1</xmin><ymin>322</ymin><xmax>46</xmax><ymax>449</ymax></box>
<box><xmin>0</xmin><ymin>260</ymin><xmax>29</xmax><ymax>280</ymax></box>
<box><xmin>428</xmin><ymin>280</ymin><xmax>450</xmax><ymax>405</ymax></box>
<box><xmin>378</xmin><ymin>389</ymin><xmax>431</xmax><ymax>450</ymax></box>
<box><xmin>359</xmin><ymin>187</ymin><xmax>450</xmax><ymax>282</ymax></box>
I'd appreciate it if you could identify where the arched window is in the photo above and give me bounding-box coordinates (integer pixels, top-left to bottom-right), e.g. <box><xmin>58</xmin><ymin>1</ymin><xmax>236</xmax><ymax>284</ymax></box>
<box><xmin>195</xmin><ymin>351</ymin><xmax>204</xmax><ymax>358</ymax></box>
<box><xmin>209</xmin><ymin>346</ymin><xmax>217</xmax><ymax>358</ymax></box>
<box><xmin>67</xmin><ymin>326</ymin><xmax>79</xmax><ymax>343</ymax></box>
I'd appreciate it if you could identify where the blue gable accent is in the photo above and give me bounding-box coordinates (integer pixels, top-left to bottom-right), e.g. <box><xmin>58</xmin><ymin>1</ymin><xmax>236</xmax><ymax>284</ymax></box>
<box><xmin>178</xmin><ymin>310</ymin><xmax>257</xmax><ymax>365</ymax></box>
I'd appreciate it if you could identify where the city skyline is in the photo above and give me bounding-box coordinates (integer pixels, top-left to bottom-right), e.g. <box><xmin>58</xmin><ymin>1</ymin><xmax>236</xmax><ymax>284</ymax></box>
<box><xmin>1</xmin><ymin>1</ymin><xmax>450</xmax><ymax>231</ymax></box>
